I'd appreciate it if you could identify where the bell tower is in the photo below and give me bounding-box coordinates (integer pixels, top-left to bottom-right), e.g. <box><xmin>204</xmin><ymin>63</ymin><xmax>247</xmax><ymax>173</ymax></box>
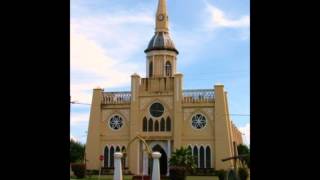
<box><xmin>145</xmin><ymin>0</ymin><xmax>179</xmax><ymax>78</ymax></box>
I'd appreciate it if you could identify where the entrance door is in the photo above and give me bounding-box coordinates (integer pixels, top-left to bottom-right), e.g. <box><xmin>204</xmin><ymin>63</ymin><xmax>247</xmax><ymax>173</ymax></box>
<box><xmin>150</xmin><ymin>144</ymin><xmax>168</xmax><ymax>175</ymax></box>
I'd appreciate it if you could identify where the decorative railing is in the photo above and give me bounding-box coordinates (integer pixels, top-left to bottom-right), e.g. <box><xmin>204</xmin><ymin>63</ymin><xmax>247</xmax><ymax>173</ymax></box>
<box><xmin>182</xmin><ymin>89</ymin><xmax>214</xmax><ymax>103</ymax></box>
<box><xmin>102</xmin><ymin>92</ymin><xmax>131</xmax><ymax>104</ymax></box>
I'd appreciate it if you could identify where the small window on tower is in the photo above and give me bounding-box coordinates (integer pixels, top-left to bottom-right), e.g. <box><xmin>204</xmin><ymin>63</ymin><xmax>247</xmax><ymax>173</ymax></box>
<box><xmin>165</xmin><ymin>61</ymin><xmax>172</xmax><ymax>76</ymax></box>
<box><xmin>149</xmin><ymin>61</ymin><xmax>153</xmax><ymax>77</ymax></box>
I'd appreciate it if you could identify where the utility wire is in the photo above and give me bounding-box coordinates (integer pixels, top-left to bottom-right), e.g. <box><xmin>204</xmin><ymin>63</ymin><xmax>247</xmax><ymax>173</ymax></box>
<box><xmin>229</xmin><ymin>114</ymin><xmax>250</xmax><ymax>116</ymax></box>
<box><xmin>70</xmin><ymin>101</ymin><xmax>91</xmax><ymax>105</ymax></box>
<box><xmin>70</xmin><ymin>100</ymin><xmax>249</xmax><ymax>116</ymax></box>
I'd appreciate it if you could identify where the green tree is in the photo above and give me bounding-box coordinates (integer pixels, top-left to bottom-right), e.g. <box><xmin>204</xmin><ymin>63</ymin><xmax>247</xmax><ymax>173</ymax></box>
<box><xmin>70</xmin><ymin>139</ymin><xmax>85</xmax><ymax>163</ymax></box>
<box><xmin>237</xmin><ymin>144</ymin><xmax>250</xmax><ymax>168</ymax></box>
<box><xmin>169</xmin><ymin>147</ymin><xmax>196</xmax><ymax>180</ymax></box>
<box><xmin>169</xmin><ymin>147</ymin><xmax>196</xmax><ymax>170</ymax></box>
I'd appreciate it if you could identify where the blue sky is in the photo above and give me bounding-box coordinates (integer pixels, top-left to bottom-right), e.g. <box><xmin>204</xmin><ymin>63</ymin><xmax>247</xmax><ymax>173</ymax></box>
<box><xmin>71</xmin><ymin>0</ymin><xmax>250</xmax><ymax>145</ymax></box>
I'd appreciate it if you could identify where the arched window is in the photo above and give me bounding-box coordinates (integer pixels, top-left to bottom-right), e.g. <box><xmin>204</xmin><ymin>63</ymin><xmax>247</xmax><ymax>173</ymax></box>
<box><xmin>200</xmin><ymin>146</ymin><xmax>205</xmax><ymax>168</ymax></box>
<box><xmin>143</xmin><ymin>117</ymin><xmax>148</xmax><ymax>131</ymax></box>
<box><xmin>116</xmin><ymin>146</ymin><xmax>120</xmax><ymax>152</ymax></box>
<box><xmin>149</xmin><ymin>61</ymin><xmax>153</xmax><ymax>77</ymax></box>
<box><xmin>165</xmin><ymin>61</ymin><xmax>172</xmax><ymax>76</ymax></box>
<box><xmin>166</xmin><ymin>117</ymin><xmax>171</xmax><ymax>131</ymax></box>
<box><xmin>193</xmin><ymin>146</ymin><xmax>198</xmax><ymax>168</ymax></box>
<box><xmin>122</xmin><ymin>146</ymin><xmax>126</xmax><ymax>168</ymax></box>
<box><xmin>206</xmin><ymin>146</ymin><xmax>211</xmax><ymax>168</ymax></box>
<box><xmin>104</xmin><ymin>146</ymin><xmax>109</xmax><ymax>167</ymax></box>
<box><xmin>155</xmin><ymin>120</ymin><xmax>159</xmax><ymax>131</ymax></box>
<box><xmin>160</xmin><ymin>118</ymin><xmax>165</xmax><ymax>131</ymax></box>
<box><xmin>148</xmin><ymin>118</ymin><xmax>153</xmax><ymax>131</ymax></box>
<box><xmin>110</xmin><ymin>146</ymin><xmax>115</xmax><ymax>168</ymax></box>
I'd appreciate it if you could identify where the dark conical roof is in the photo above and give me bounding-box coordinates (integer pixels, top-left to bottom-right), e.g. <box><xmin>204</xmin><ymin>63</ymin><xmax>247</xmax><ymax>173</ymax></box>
<box><xmin>144</xmin><ymin>32</ymin><xmax>179</xmax><ymax>54</ymax></box>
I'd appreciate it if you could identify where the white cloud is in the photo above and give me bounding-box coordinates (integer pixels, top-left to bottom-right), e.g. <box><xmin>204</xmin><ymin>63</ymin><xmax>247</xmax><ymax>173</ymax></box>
<box><xmin>239</xmin><ymin>123</ymin><xmax>250</xmax><ymax>146</ymax></box>
<box><xmin>70</xmin><ymin>4</ymin><xmax>156</xmax><ymax>145</ymax></box>
<box><xmin>70</xmin><ymin>112</ymin><xmax>90</xmax><ymax>125</ymax></box>
<box><xmin>205</xmin><ymin>3</ymin><xmax>250</xmax><ymax>29</ymax></box>
<box><xmin>71</xmin><ymin>12</ymin><xmax>154</xmax><ymax>62</ymax></box>
<box><xmin>70</xmin><ymin>10</ymin><xmax>154</xmax><ymax>103</ymax></box>
<box><xmin>70</xmin><ymin>32</ymin><xmax>137</xmax><ymax>103</ymax></box>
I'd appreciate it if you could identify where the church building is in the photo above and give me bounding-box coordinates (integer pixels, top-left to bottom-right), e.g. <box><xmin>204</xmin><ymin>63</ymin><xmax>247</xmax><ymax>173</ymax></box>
<box><xmin>85</xmin><ymin>0</ymin><xmax>243</xmax><ymax>176</ymax></box>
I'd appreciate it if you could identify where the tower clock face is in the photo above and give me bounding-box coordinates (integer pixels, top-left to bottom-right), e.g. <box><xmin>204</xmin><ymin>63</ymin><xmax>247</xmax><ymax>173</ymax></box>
<box><xmin>158</xmin><ymin>14</ymin><xmax>164</xmax><ymax>21</ymax></box>
<box><xmin>149</xmin><ymin>102</ymin><xmax>164</xmax><ymax>117</ymax></box>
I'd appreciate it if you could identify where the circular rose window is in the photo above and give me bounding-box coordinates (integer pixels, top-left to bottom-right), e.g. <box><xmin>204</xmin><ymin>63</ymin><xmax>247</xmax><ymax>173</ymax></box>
<box><xmin>109</xmin><ymin>115</ymin><xmax>123</xmax><ymax>130</ymax></box>
<box><xmin>191</xmin><ymin>114</ymin><xmax>207</xmax><ymax>129</ymax></box>
<box><xmin>149</xmin><ymin>102</ymin><xmax>164</xmax><ymax>117</ymax></box>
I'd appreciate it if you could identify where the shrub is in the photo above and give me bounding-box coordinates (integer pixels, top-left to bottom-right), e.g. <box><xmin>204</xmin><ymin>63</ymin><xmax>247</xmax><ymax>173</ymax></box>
<box><xmin>71</xmin><ymin>163</ymin><xmax>86</xmax><ymax>178</ymax></box>
<box><xmin>86</xmin><ymin>169</ymin><xmax>99</xmax><ymax>177</ymax></box>
<box><xmin>238</xmin><ymin>168</ymin><xmax>249</xmax><ymax>180</ymax></box>
<box><xmin>186</xmin><ymin>168</ymin><xmax>196</xmax><ymax>175</ymax></box>
<box><xmin>208</xmin><ymin>168</ymin><xmax>215</xmax><ymax>175</ymax></box>
<box><xmin>160</xmin><ymin>176</ymin><xmax>171</xmax><ymax>180</ymax></box>
<box><xmin>215</xmin><ymin>170</ymin><xmax>226</xmax><ymax>180</ymax></box>
<box><xmin>169</xmin><ymin>166</ymin><xmax>186</xmax><ymax>180</ymax></box>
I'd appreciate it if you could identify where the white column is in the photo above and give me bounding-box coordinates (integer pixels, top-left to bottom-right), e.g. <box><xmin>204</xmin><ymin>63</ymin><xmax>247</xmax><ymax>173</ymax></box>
<box><xmin>167</xmin><ymin>140</ymin><xmax>171</xmax><ymax>176</ymax></box>
<box><xmin>152</xmin><ymin>152</ymin><xmax>162</xmax><ymax>180</ymax></box>
<box><xmin>113</xmin><ymin>152</ymin><xmax>123</xmax><ymax>180</ymax></box>
<box><xmin>143</xmin><ymin>151</ymin><xmax>148</xmax><ymax>175</ymax></box>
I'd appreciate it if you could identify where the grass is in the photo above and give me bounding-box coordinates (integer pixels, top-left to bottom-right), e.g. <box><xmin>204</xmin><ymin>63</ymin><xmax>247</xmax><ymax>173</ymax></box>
<box><xmin>187</xmin><ymin>176</ymin><xmax>219</xmax><ymax>180</ymax></box>
<box><xmin>70</xmin><ymin>175</ymin><xmax>219</xmax><ymax>180</ymax></box>
<box><xmin>70</xmin><ymin>175</ymin><xmax>132</xmax><ymax>180</ymax></box>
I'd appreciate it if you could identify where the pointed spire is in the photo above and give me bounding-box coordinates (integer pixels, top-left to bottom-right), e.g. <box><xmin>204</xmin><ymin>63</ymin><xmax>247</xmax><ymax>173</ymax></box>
<box><xmin>156</xmin><ymin>0</ymin><xmax>169</xmax><ymax>33</ymax></box>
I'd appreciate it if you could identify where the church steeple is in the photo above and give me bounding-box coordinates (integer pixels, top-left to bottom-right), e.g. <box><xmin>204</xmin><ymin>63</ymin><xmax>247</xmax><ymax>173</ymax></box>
<box><xmin>145</xmin><ymin>0</ymin><xmax>178</xmax><ymax>54</ymax></box>
<box><xmin>145</xmin><ymin>0</ymin><xmax>178</xmax><ymax>78</ymax></box>
<box><xmin>156</xmin><ymin>0</ymin><xmax>169</xmax><ymax>33</ymax></box>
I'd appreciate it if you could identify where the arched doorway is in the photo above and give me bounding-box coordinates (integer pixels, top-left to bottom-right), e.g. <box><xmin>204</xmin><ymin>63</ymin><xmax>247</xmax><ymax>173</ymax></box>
<box><xmin>149</xmin><ymin>144</ymin><xmax>168</xmax><ymax>175</ymax></box>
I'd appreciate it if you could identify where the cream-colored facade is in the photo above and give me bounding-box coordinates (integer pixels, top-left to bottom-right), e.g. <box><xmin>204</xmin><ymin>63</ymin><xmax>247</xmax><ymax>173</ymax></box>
<box><xmin>85</xmin><ymin>0</ymin><xmax>243</xmax><ymax>175</ymax></box>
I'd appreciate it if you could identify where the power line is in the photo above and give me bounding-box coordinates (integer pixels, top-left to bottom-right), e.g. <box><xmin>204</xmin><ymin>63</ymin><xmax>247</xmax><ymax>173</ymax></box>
<box><xmin>70</xmin><ymin>101</ymin><xmax>91</xmax><ymax>105</ymax></box>
<box><xmin>70</xmin><ymin>101</ymin><xmax>249</xmax><ymax>116</ymax></box>
<box><xmin>229</xmin><ymin>114</ymin><xmax>250</xmax><ymax>116</ymax></box>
